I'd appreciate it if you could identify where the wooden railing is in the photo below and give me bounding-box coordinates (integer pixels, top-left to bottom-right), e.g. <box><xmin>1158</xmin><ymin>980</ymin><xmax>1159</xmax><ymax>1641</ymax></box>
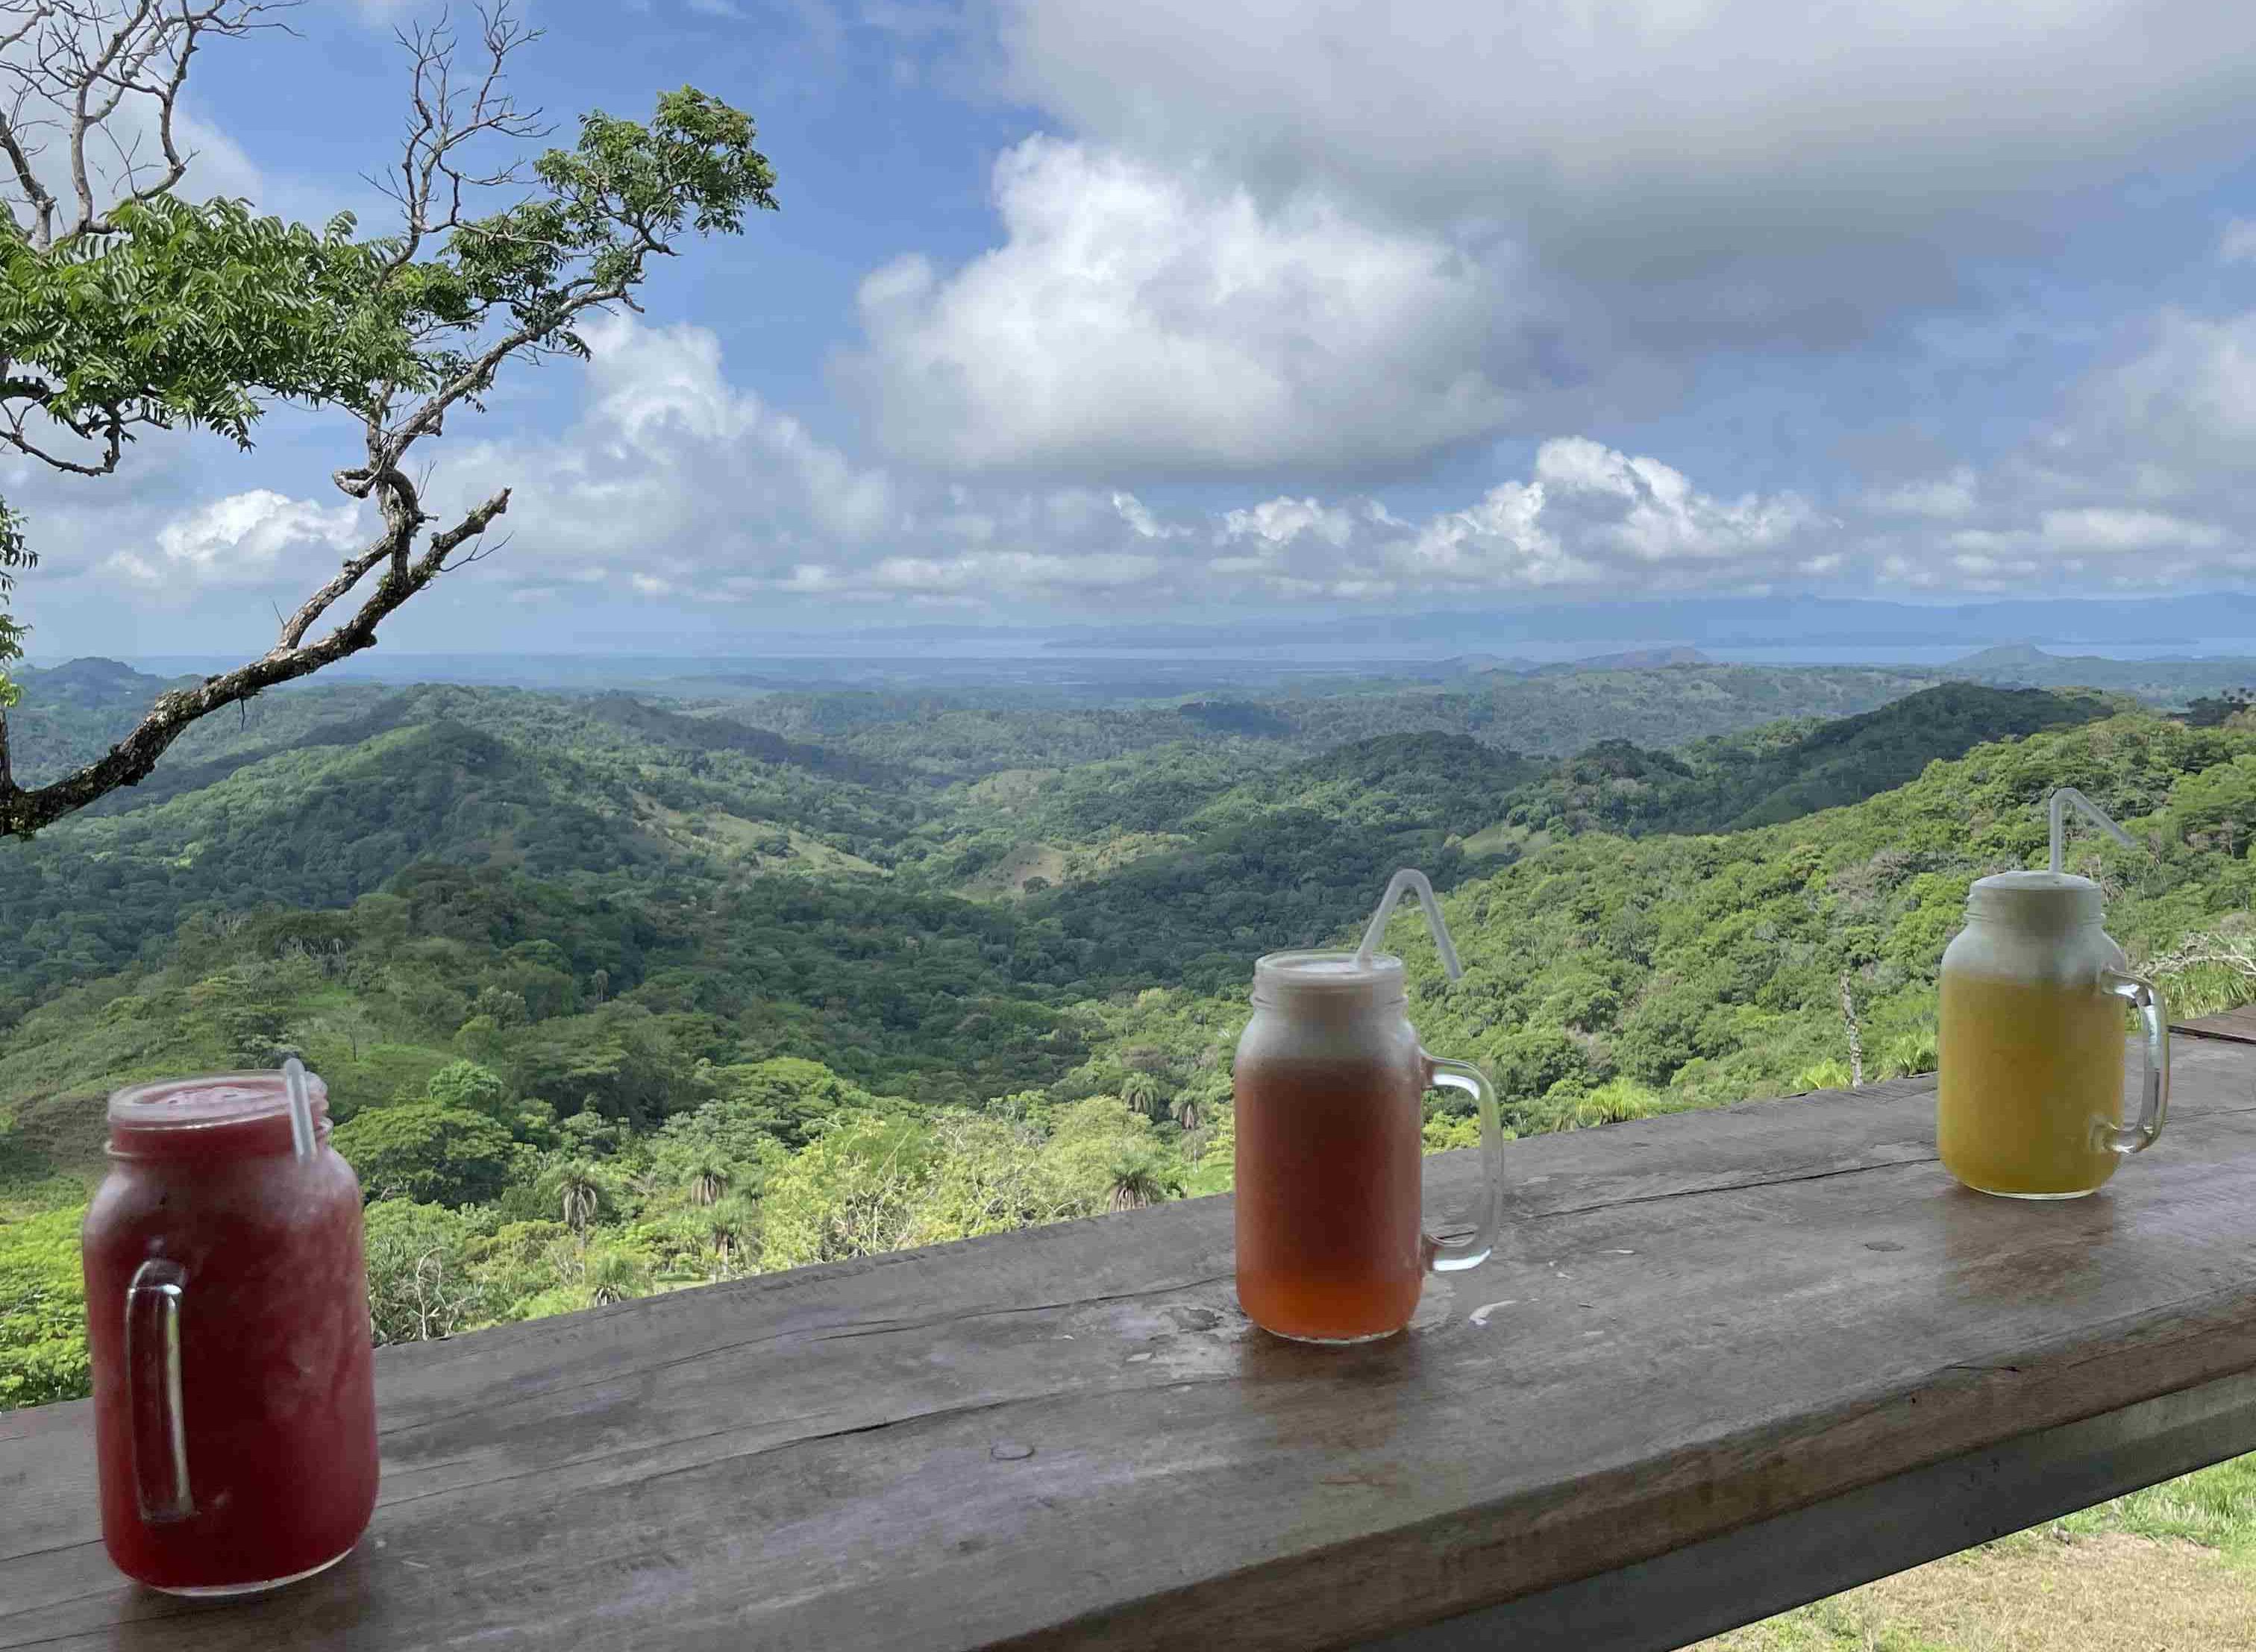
<box><xmin>8</xmin><ymin>1023</ymin><xmax>2256</xmax><ymax>1650</ymax></box>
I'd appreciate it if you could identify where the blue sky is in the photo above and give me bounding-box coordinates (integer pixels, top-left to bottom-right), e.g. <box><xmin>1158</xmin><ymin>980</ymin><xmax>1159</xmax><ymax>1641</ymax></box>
<box><xmin>14</xmin><ymin>0</ymin><xmax>2256</xmax><ymax>656</ymax></box>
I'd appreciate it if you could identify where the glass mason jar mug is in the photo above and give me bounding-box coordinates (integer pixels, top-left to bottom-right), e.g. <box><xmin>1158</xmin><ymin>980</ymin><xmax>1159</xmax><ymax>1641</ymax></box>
<box><xmin>1232</xmin><ymin>950</ymin><xmax>1505</xmax><ymax>1342</ymax></box>
<box><xmin>79</xmin><ymin>1070</ymin><xmax>380</xmax><ymax>1595</ymax></box>
<box><xmin>1937</xmin><ymin>871</ymin><xmax>2169</xmax><ymax>1199</ymax></box>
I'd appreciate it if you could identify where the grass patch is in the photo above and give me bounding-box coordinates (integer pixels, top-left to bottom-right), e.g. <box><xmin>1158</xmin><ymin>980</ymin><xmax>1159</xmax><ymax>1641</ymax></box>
<box><xmin>1701</xmin><ymin>1595</ymin><xmax>1955</xmax><ymax>1651</ymax></box>
<box><xmin>1696</xmin><ymin>1457</ymin><xmax>2256</xmax><ymax>1651</ymax></box>
<box><xmin>2044</xmin><ymin>1453</ymin><xmax>2256</xmax><ymax>1560</ymax></box>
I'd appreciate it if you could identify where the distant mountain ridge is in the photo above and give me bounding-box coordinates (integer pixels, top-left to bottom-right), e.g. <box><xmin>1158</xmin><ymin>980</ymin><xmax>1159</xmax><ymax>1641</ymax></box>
<box><xmin>583</xmin><ymin>694</ymin><xmax>908</xmax><ymax>788</ymax></box>
<box><xmin>1039</xmin><ymin>592</ymin><xmax>2256</xmax><ymax>653</ymax></box>
<box><xmin>1952</xmin><ymin>643</ymin><xmax>2056</xmax><ymax>669</ymax></box>
<box><xmin>1528</xmin><ymin>646</ymin><xmax>1711</xmax><ymax>675</ymax></box>
<box><xmin>1948</xmin><ymin>643</ymin><xmax>2256</xmax><ymax>698</ymax></box>
<box><xmin>13</xmin><ymin>657</ymin><xmax>179</xmax><ymax>705</ymax></box>
<box><xmin>6</xmin><ymin>659</ymin><xmax>195</xmax><ymax>788</ymax></box>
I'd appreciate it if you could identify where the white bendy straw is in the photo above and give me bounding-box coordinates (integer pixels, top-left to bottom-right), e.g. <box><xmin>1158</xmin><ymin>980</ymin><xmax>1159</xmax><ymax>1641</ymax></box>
<box><xmin>281</xmin><ymin>1055</ymin><xmax>317</xmax><ymax>1161</ymax></box>
<box><xmin>2049</xmin><ymin>786</ymin><xmax>2135</xmax><ymax>874</ymax></box>
<box><xmin>1356</xmin><ymin>868</ymin><xmax>1464</xmax><ymax>982</ymax></box>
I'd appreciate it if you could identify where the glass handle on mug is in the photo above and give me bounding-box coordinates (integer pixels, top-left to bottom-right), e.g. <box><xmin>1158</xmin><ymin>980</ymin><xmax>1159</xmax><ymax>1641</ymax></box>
<box><xmin>125</xmin><ymin>1259</ymin><xmax>193</xmax><ymax>1523</ymax></box>
<box><xmin>1422</xmin><ymin>1052</ymin><xmax>1505</xmax><ymax>1273</ymax></box>
<box><xmin>2099</xmin><ymin>970</ymin><xmax>2169</xmax><ymax>1156</ymax></box>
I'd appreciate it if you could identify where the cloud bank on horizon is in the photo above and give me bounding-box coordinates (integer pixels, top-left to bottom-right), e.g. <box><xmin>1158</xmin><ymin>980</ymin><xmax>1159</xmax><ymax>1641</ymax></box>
<box><xmin>18</xmin><ymin>0</ymin><xmax>2256</xmax><ymax>652</ymax></box>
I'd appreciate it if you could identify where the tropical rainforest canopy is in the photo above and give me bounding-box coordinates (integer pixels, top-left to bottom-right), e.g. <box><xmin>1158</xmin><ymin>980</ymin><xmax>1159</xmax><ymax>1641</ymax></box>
<box><xmin>7</xmin><ymin>656</ymin><xmax>2255</xmax><ymax>1407</ymax></box>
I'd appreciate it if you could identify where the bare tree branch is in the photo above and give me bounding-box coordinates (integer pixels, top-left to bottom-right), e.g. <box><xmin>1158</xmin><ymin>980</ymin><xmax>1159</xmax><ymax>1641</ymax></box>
<box><xmin>0</xmin><ymin>378</ymin><xmax>134</xmax><ymax>474</ymax></box>
<box><xmin>276</xmin><ymin>533</ymin><xmax>403</xmax><ymax>650</ymax></box>
<box><xmin>370</xmin><ymin>3</ymin><xmax>545</xmax><ymax>280</ymax></box>
<box><xmin>0</xmin><ymin>10</ymin><xmax>57</xmax><ymax>245</ymax></box>
<box><xmin>2151</xmin><ymin>921</ymin><xmax>2256</xmax><ymax>987</ymax></box>
<box><xmin>1838</xmin><ymin>970</ymin><xmax>1864</xmax><ymax>1089</ymax></box>
<box><xmin>0</xmin><ymin>0</ymin><xmax>290</xmax><ymax>251</ymax></box>
<box><xmin>0</xmin><ymin>484</ymin><xmax>510</xmax><ymax>835</ymax></box>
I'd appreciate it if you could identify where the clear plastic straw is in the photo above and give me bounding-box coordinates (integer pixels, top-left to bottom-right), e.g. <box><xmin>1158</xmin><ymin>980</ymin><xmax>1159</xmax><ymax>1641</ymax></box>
<box><xmin>2049</xmin><ymin>786</ymin><xmax>2134</xmax><ymax>874</ymax></box>
<box><xmin>1356</xmin><ymin>868</ymin><xmax>1464</xmax><ymax>981</ymax></box>
<box><xmin>281</xmin><ymin>1055</ymin><xmax>317</xmax><ymax>1161</ymax></box>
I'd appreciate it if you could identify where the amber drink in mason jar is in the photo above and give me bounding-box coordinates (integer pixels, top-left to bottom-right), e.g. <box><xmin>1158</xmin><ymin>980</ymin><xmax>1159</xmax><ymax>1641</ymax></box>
<box><xmin>79</xmin><ymin>1064</ymin><xmax>379</xmax><ymax>1594</ymax></box>
<box><xmin>1232</xmin><ymin>871</ymin><xmax>1505</xmax><ymax>1342</ymax></box>
<box><xmin>1937</xmin><ymin>791</ymin><xmax>2169</xmax><ymax>1199</ymax></box>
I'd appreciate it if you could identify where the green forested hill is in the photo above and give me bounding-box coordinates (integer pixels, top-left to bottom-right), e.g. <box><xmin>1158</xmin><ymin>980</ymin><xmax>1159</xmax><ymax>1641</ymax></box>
<box><xmin>1403</xmin><ymin>712</ymin><xmax>2256</xmax><ymax>1119</ymax></box>
<box><xmin>0</xmin><ymin>720</ymin><xmax>656</xmax><ymax>1012</ymax></box>
<box><xmin>7</xmin><ymin>661</ymin><xmax>195</xmax><ymax>786</ymax></box>
<box><xmin>0</xmin><ymin>663</ymin><xmax>1978</xmax><ymax>1029</ymax></box>
<box><xmin>1491</xmin><ymin>682</ymin><xmax>2116</xmax><ymax>839</ymax></box>
<box><xmin>8</xmin><ymin>662</ymin><xmax>2255</xmax><ymax>1410</ymax></box>
<box><xmin>1052</xmin><ymin>711</ymin><xmax>2256</xmax><ymax>1140</ymax></box>
<box><xmin>1705</xmin><ymin>682</ymin><xmax>2114</xmax><ymax>827</ymax></box>
<box><xmin>580</xmin><ymin>693</ymin><xmax>912</xmax><ymax>788</ymax></box>
<box><xmin>9</xmin><ymin>659</ymin><xmax>392</xmax><ymax>791</ymax></box>
<box><xmin>1019</xmin><ymin>733</ymin><xmax>1548</xmax><ymax>988</ymax></box>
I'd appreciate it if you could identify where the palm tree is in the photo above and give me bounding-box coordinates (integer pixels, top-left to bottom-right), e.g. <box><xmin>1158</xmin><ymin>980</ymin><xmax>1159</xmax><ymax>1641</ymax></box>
<box><xmin>1120</xmin><ymin>1070</ymin><xmax>1166</xmax><ymax>1122</ymax></box>
<box><xmin>585</xmin><ymin>1247</ymin><xmax>649</xmax><ymax>1307</ymax></box>
<box><xmin>704</xmin><ymin>1195</ymin><xmax>757</xmax><ymax>1279</ymax></box>
<box><xmin>1168</xmin><ymin>1091</ymin><xmax>1203</xmax><ymax>1133</ymax></box>
<box><xmin>1107</xmin><ymin>1152</ymin><xmax>1182</xmax><ymax>1213</ymax></box>
<box><xmin>551</xmin><ymin>1161</ymin><xmax>604</xmax><ymax>1237</ymax></box>
<box><xmin>686</xmin><ymin>1152</ymin><xmax>730</xmax><ymax>1208</ymax></box>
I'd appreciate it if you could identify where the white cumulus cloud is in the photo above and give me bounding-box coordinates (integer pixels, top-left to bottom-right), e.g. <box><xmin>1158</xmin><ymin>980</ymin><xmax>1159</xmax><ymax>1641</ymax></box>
<box><xmin>1112</xmin><ymin>491</ymin><xmax>1187</xmax><ymax>540</ymax></box>
<box><xmin>107</xmin><ymin>490</ymin><xmax>362</xmax><ymax>589</ymax></box>
<box><xmin>1221</xmin><ymin>497</ymin><xmax>1361</xmax><ymax>550</ymax></box>
<box><xmin>1841</xmin><ymin>304</ymin><xmax>2256</xmax><ymax>593</ymax></box>
<box><xmin>2039</xmin><ymin>507</ymin><xmax>2225</xmax><ymax>553</ymax></box>
<box><xmin>843</xmin><ymin>136</ymin><xmax>1538</xmax><ymax>477</ymax></box>
<box><xmin>996</xmin><ymin>0</ymin><xmax>2256</xmax><ymax>349</ymax></box>
<box><xmin>422</xmin><ymin>313</ymin><xmax>897</xmax><ymax>598</ymax></box>
<box><xmin>1191</xmin><ymin>438</ymin><xmax>1822</xmax><ymax>600</ymax></box>
<box><xmin>2058</xmin><ymin>310</ymin><xmax>2256</xmax><ymax>500</ymax></box>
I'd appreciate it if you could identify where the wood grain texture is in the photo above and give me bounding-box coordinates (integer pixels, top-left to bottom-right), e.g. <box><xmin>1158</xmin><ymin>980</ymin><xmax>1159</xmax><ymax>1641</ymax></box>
<box><xmin>2177</xmin><ymin>1005</ymin><xmax>2256</xmax><ymax>1044</ymax></box>
<box><xmin>1363</xmin><ymin>1366</ymin><xmax>2256</xmax><ymax>1651</ymax></box>
<box><xmin>7</xmin><ymin>1048</ymin><xmax>2256</xmax><ymax>1651</ymax></box>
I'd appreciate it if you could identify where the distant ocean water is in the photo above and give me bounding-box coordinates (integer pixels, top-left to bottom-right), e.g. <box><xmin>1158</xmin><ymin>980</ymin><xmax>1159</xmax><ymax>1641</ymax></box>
<box><xmin>74</xmin><ymin>634</ymin><xmax>2256</xmax><ymax>689</ymax></box>
<box><xmin>1704</xmin><ymin>640</ymin><xmax>2256</xmax><ymax>668</ymax></box>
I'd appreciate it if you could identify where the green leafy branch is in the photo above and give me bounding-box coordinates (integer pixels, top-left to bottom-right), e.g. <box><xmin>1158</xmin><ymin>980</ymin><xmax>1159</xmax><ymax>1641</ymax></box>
<box><xmin>0</xmin><ymin>1</ymin><xmax>776</xmax><ymax>833</ymax></box>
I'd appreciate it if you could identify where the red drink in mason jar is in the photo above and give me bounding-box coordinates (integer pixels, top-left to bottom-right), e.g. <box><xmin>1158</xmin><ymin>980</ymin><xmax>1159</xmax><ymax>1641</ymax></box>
<box><xmin>80</xmin><ymin>1070</ymin><xmax>379</xmax><ymax>1594</ymax></box>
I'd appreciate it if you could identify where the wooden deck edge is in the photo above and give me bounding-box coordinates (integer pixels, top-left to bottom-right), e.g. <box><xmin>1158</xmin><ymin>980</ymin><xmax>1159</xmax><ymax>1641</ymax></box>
<box><xmin>1357</xmin><ymin>1368</ymin><xmax>2256</xmax><ymax>1652</ymax></box>
<box><xmin>2174</xmin><ymin>1019</ymin><xmax>2256</xmax><ymax>1046</ymax></box>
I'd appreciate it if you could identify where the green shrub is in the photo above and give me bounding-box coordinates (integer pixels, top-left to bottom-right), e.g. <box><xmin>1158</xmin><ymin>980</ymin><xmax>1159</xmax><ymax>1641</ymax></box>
<box><xmin>0</xmin><ymin>1207</ymin><xmax>90</xmax><ymax>1407</ymax></box>
<box><xmin>334</xmin><ymin>1102</ymin><xmax>517</xmax><ymax>1206</ymax></box>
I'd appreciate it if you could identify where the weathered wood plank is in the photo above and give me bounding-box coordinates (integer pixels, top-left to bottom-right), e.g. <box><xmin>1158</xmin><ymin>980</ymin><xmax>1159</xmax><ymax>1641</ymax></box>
<box><xmin>2175</xmin><ymin>1004</ymin><xmax>2256</xmax><ymax>1044</ymax></box>
<box><xmin>5</xmin><ymin>1047</ymin><xmax>2255</xmax><ymax>1651</ymax></box>
<box><xmin>1367</xmin><ymin>1368</ymin><xmax>2256</xmax><ymax>1651</ymax></box>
